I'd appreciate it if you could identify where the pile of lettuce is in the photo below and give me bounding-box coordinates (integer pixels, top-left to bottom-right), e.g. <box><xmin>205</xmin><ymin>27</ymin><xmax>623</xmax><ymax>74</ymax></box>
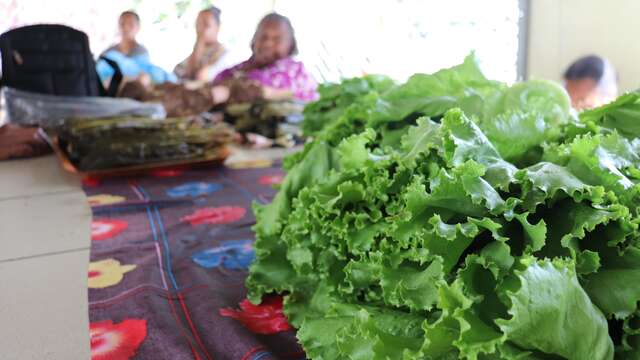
<box><xmin>301</xmin><ymin>74</ymin><xmax>396</xmax><ymax>136</ymax></box>
<box><xmin>247</xmin><ymin>55</ymin><xmax>640</xmax><ymax>359</ymax></box>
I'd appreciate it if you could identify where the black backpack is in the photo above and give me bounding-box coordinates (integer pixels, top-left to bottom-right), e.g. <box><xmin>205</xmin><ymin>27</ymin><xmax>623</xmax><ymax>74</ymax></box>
<box><xmin>0</xmin><ymin>24</ymin><xmax>121</xmax><ymax>97</ymax></box>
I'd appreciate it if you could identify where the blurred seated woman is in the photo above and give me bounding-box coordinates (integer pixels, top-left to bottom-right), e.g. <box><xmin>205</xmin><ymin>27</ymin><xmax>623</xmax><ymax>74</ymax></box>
<box><xmin>213</xmin><ymin>12</ymin><xmax>318</xmax><ymax>103</ymax></box>
<box><xmin>563</xmin><ymin>55</ymin><xmax>618</xmax><ymax>110</ymax></box>
<box><xmin>174</xmin><ymin>6</ymin><xmax>233</xmax><ymax>84</ymax></box>
<box><xmin>97</xmin><ymin>11</ymin><xmax>176</xmax><ymax>84</ymax></box>
<box><xmin>102</xmin><ymin>11</ymin><xmax>148</xmax><ymax>58</ymax></box>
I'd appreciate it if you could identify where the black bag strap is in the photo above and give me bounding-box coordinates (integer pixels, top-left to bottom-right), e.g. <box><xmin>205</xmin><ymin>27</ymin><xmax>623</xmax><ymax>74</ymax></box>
<box><xmin>98</xmin><ymin>56</ymin><xmax>123</xmax><ymax>97</ymax></box>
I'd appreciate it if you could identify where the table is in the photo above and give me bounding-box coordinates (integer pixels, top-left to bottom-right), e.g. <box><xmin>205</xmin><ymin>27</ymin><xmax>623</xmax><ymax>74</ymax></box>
<box><xmin>0</xmin><ymin>146</ymin><xmax>300</xmax><ymax>360</ymax></box>
<box><xmin>0</xmin><ymin>155</ymin><xmax>91</xmax><ymax>359</ymax></box>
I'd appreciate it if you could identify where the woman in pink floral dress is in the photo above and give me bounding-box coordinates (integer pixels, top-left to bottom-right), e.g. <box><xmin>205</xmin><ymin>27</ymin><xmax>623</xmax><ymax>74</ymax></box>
<box><xmin>212</xmin><ymin>13</ymin><xmax>318</xmax><ymax>104</ymax></box>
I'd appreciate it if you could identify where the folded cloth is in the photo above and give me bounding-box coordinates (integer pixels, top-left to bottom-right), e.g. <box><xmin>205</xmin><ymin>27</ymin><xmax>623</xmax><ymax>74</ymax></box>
<box><xmin>0</xmin><ymin>124</ymin><xmax>51</xmax><ymax>161</ymax></box>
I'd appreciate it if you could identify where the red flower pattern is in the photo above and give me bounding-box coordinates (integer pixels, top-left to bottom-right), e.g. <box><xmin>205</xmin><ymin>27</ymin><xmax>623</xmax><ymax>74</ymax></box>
<box><xmin>91</xmin><ymin>219</ymin><xmax>129</xmax><ymax>241</ymax></box>
<box><xmin>219</xmin><ymin>296</ymin><xmax>291</xmax><ymax>334</ymax></box>
<box><xmin>83</xmin><ymin>176</ymin><xmax>102</xmax><ymax>187</ymax></box>
<box><xmin>181</xmin><ymin>207</ymin><xmax>246</xmax><ymax>226</ymax></box>
<box><xmin>259</xmin><ymin>174</ymin><xmax>284</xmax><ymax>186</ymax></box>
<box><xmin>90</xmin><ymin>319</ymin><xmax>147</xmax><ymax>360</ymax></box>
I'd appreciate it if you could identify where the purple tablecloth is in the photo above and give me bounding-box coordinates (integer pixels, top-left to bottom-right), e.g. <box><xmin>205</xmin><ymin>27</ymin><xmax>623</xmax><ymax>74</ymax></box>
<box><xmin>83</xmin><ymin>160</ymin><xmax>303</xmax><ymax>360</ymax></box>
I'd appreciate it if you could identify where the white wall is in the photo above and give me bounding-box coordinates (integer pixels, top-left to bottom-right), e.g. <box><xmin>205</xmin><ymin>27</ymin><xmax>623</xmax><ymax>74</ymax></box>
<box><xmin>528</xmin><ymin>0</ymin><xmax>640</xmax><ymax>93</ymax></box>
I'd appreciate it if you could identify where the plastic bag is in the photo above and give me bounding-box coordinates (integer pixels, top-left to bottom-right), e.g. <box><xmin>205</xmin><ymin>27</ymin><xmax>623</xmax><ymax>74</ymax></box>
<box><xmin>2</xmin><ymin>87</ymin><xmax>166</xmax><ymax>128</ymax></box>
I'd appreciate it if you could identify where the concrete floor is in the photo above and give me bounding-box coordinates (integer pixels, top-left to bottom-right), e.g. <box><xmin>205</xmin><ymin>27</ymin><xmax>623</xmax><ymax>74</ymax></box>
<box><xmin>0</xmin><ymin>146</ymin><xmax>295</xmax><ymax>359</ymax></box>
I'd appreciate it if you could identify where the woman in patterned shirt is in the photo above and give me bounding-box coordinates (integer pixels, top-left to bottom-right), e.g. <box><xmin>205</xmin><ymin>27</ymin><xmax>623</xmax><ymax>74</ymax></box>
<box><xmin>174</xmin><ymin>6</ymin><xmax>234</xmax><ymax>84</ymax></box>
<box><xmin>212</xmin><ymin>13</ymin><xmax>318</xmax><ymax>104</ymax></box>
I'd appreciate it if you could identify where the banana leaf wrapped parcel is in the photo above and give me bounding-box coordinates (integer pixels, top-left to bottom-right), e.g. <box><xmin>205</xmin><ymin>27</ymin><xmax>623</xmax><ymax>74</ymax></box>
<box><xmin>57</xmin><ymin>116</ymin><xmax>234</xmax><ymax>171</ymax></box>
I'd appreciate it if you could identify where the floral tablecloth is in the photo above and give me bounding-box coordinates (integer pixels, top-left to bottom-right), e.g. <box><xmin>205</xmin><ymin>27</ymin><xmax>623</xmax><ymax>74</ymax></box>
<box><xmin>83</xmin><ymin>159</ymin><xmax>304</xmax><ymax>360</ymax></box>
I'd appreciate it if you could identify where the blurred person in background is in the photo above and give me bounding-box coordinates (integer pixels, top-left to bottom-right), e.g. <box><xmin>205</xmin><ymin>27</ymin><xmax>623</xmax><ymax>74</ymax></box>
<box><xmin>98</xmin><ymin>11</ymin><xmax>176</xmax><ymax>84</ymax></box>
<box><xmin>174</xmin><ymin>6</ymin><xmax>234</xmax><ymax>84</ymax></box>
<box><xmin>209</xmin><ymin>13</ymin><xmax>318</xmax><ymax>147</ymax></box>
<box><xmin>563</xmin><ymin>55</ymin><xmax>618</xmax><ymax>110</ymax></box>
<box><xmin>102</xmin><ymin>10</ymin><xmax>148</xmax><ymax>58</ymax></box>
<box><xmin>213</xmin><ymin>12</ymin><xmax>318</xmax><ymax>103</ymax></box>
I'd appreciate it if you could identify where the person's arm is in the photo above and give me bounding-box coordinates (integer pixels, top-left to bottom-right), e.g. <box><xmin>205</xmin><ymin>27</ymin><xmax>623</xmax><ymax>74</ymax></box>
<box><xmin>173</xmin><ymin>58</ymin><xmax>189</xmax><ymax>80</ymax></box>
<box><xmin>0</xmin><ymin>125</ymin><xmax>50</xmax><ymax>161</ymax></box>
<box><xmin>196</xmin><ymin>50</ymin><xmax>237</xmax><ymax>82</ymax></box>
<box><xmin>184</xmin><ymin>40</ymin><xmax>209</xmax><ymax>80</ymax></box>
<box><xmin>173</xmin><ymin>41</ymin><xmax>206</xmax><ymax>81</ymax></box>
<box><xmin>194</xmin><ymin>67</ymin><xmax>210</xmax><ymax>82</ymax></box>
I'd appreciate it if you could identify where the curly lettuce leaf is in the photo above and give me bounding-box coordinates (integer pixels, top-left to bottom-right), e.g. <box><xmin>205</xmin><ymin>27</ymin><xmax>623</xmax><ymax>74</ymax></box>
<box><xmin>370</xmin><ymin>53</ymin><xmax>504</xmax><ymax>128</ymax></box>
<box><xmin>442</xmin><ymin>109</ymin><xmax>517</xmax><ymax>190</ymax></box>
<box><xmin>487</xmin><ymin>79</ymin><xmax>572</xmax><ymax>128</ymax></box>
<box><xmin>582</xmin><ymin>246</ymin><xmax>640</xmax><ymax>319</ymax></box>
<box><xmin>302</xmin><ymin>75</ymin><xmax>396</xmax><ymax>136</ymax></box>
<box><xmin>543</xmin><ymin>133</ymin><xmax>640</xmax><ymax>209</ymax></box>
<box><xmin>248</xmin><ymin>55</ymin><xmax>640</xmax><ymax>360</ymax></box>
<box><xmin>496</xmin><ymin>257</ymin><xmax>613</xmax><ymax>360</ymax></box>
<box><xmin>580</xmin><ymin>91</ymin><xmax>640</xmax><ymax>139</ymax></box>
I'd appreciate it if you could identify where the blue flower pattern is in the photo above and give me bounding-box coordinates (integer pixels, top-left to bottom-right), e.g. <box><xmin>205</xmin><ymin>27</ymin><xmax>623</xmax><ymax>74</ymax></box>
<box><xmin>166</xmin><ymin>182</ymin><xmax>222</xmax><ymax>198</ymax></box>
<box><xmin>192</xmin><ymin>240</ymin><xmax>255</xmax><ymax>270</ymax></box>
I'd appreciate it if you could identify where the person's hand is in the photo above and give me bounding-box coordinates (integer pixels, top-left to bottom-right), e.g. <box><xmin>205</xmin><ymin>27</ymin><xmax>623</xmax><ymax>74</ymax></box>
<box><xmin>195</xmin><ymin>66</ymin><xmax>212</xmax><ymax>82</ymax></box>
<box><xmin>187</xmin><ymin>39</ymin><xmax>208</xmax><ymax>79</ymax></box>
<box><xmin>246</xmin><ymin>133</ymin><xmax>274</xmax><ymax>149</ymax></box>
<box><xmin>211</xmin><ymin>85</ymin><xmax>231</xmax><ymax>104</ymax></box>
<box><xmin>0</xmin><ymin>125</ymin><xmax>50</xmax><ymax>160</ymax></box>
<box><xmin>262</xmin><ymin>86</ymin><xmax>293</xmax><ymax>101</ymax></box>
<box><xmin>194</xmin><ymin>35</ymin><xmax>207</xmax><ymax>50</ymax></box>
<box><xmin>137</xmin><ymin>73</ymin><xmax>152</xmax><ymax>87</ymax></box>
